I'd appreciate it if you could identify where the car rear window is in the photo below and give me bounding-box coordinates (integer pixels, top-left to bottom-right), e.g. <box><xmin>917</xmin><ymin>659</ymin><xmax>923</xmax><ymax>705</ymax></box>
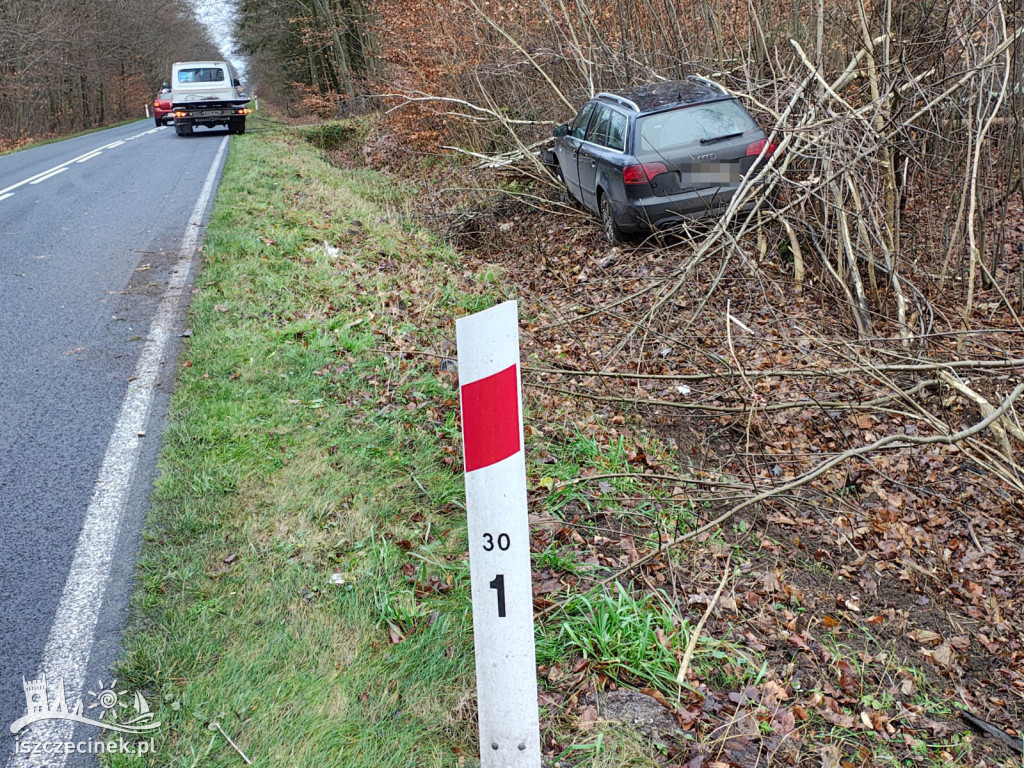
<box><xmin>636</xmin><ymin>100</ymin><xmax>756</xmax><ymax>154</ymax></box>
<box><xmin>177</xmin><ymin>68</ymin><xmax>226</xmax><ymax>84</ymax></box>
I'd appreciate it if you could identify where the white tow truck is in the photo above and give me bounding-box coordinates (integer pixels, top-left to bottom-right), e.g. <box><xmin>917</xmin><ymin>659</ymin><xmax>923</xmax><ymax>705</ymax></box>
<box><xmin>170</xmin><ymin>60</ymin><xmax>251</xmax><ymax>136</ymax></box>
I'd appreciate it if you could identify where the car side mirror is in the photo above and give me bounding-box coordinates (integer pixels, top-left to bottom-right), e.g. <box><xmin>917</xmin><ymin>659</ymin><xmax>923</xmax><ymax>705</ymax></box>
<box><xmin>553</xmin><ymin>123</ymin><xmax>568</xmax><ymax>138</ymax></box>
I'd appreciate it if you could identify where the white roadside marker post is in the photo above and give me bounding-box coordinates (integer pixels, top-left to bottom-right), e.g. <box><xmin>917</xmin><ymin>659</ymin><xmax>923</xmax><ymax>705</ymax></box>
<box><xmin>456</xmin><ymin>300</ymin><xmax>541</xmax><ymax>767</ymax></box>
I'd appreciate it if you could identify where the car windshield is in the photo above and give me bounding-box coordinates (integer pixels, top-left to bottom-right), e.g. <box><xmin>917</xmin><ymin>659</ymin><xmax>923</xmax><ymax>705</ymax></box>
<box><xmin>177</xmin><ymin>68</ymin><xmax>225</xmax><ymax>84</ymax></box>
<box><xmin>636</xmin><ymin>100</ymin><xmax>756</xmax><ymax>155</ymax></box>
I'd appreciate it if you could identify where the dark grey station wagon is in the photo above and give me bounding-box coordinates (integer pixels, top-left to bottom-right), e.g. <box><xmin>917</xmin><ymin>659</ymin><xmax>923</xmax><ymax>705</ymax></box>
<box><xmin>543</xmin><ymin>76</ymin><xmax>776</xmax><ymax>243</ymax></box>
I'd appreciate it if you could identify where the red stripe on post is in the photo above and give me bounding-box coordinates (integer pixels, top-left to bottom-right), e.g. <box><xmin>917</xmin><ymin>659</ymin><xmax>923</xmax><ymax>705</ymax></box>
<box><xmin>460</xmin><ymin>364</ymin><xmax>521</xmax><ymax>472</ymax></box>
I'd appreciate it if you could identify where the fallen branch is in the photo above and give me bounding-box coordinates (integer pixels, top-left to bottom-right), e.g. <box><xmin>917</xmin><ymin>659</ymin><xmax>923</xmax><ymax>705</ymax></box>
<box><xmin>939</xmin><ymin>370</ymin><xmax>1024</xmax><ymax>456</ymax></box>
<box><xmin>961</xmin><ymin>711</ymin><xmax>1024</xmax><ymax>756</ymax></box>
<box><xmin>676</xmin><ymin>552</ymin><xmax>732</xmax><ymax>685</ymax></box>
<box><xmin>381</xmin><ymin>91</ymin><xmax>556</xmax><ymax>125</ymax></box>
<box><xmin>529</xmin><ymin>378</ymin><xmax>938</xmax><ymax>414</ymax></box>
<box><xmin>526</xmin><ymin>357</ymin><xmax>1024</xmax><ymax>381</ymax></box>
<box><xmin>549</xmin><ymin>472</ymin><xmax>753</xmax><ymax>491</ymax></box>
<box><xmin>537</xmin><ymin>382</ymin><xmax>1024</xmax><ymax>619</ymax></box>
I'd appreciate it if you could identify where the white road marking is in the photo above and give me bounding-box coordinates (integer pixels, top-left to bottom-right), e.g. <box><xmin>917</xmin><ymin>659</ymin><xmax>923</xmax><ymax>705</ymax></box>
<box><xmin>0</xmin><ymin>126</ymin><xmax>161</xmax><ymax>196</ymax></box>
<box><xmin>0</xmin><ymin>166</ymin><xmax>71</xmax><ymax>196</ymax></box>
<box><xmin>126</xmin><ymin>129</ymin><xmax>161</xmax><ymax>140</ymax></box>
<box><xmin>0</xmin><ymin>193</ymin><xmax>13</xmax><ymax>202</ymax></box>
<box><xmin>4</xmin><ymin>134</ymin><xmax>229</xmax><ymax>768</ymax></box>
<box><xmin>29</xmin><ymin>167</ymin><xmax>68</xmax><ymax>185</ymax></box>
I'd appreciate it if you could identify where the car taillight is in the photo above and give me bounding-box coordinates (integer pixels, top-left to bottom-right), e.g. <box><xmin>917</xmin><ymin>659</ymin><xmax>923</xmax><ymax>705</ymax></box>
<box><xmin>622</xmin><ymin>162</ymin><xmax>669</xmax><ymax>185</ymax></box>
<box><xmin>746</xmin><ymin>139</ymin><xmax>777</xmax><ymax>157</ymax></box>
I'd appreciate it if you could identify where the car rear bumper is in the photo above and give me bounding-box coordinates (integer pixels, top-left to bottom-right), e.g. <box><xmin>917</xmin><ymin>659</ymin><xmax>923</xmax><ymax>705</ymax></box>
<box><xmin>606</xmin><ymin>182</ymin><xmax>774</xmax><ymax>233</ymax></box>
<box><xmin>615</xmin><ymin>185</ymin><xmax>762</xmax><ymax>232</ymax></box>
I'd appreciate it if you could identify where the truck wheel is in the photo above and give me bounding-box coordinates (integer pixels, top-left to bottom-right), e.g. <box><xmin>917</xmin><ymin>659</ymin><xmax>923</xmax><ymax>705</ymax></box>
<box><xmin>229</xmin><ymin>118</ymin><xmax>246</xmax><ymax>135</ymax></box>
<box><xmin>175</xmin><ymin>123</ymin><xmax>192</xmax><ymax>137</ymax></box>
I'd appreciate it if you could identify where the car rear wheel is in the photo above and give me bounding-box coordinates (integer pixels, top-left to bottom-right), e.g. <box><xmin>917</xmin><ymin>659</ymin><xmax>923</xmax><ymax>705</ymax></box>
<box><xmin>154</xmin><ymin>116</ymin><xmax>161</xmax><ymax>127</ymax></box>
<box><xmin>600</xmin><ymin>193</ymin><xmax>627</xmax><ymax>245</ymax></box>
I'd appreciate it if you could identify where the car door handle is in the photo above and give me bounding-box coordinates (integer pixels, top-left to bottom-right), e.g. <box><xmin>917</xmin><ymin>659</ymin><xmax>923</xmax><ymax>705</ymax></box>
<box><xmin>589</xmin><ymin>159</ymin><xmax>597</xmax><ymax>168</ymax></box>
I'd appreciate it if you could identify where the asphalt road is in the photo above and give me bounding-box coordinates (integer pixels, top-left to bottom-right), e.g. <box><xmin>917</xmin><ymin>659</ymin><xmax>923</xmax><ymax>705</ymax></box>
<box><xmin>0</xmin><ymin>121</ymin><xmax>231</xmax><ymax>765</ymax></box>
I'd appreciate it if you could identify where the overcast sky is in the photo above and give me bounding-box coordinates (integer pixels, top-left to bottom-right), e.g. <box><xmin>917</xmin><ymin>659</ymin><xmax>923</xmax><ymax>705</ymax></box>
<box><xmin>192</xmin><ymin>0</ymin><xmax>245</xmax><ymax>77</ymax></box>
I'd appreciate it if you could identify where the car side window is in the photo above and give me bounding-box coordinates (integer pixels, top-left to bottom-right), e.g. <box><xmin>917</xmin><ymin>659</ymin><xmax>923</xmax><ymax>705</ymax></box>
<box><xmin>586</xmin><ymin>105</ymin><xmax>612</xmax><ymax>146</ymax></box>
<box><xmin>607</xmin><ymin>111</ymin><xmax>627</xmax><ymax>151</ymax></box>
<box><xmin>570</xmin><ymin>102</ymin><xmax>596</xmax><ymax>139</ymax></box>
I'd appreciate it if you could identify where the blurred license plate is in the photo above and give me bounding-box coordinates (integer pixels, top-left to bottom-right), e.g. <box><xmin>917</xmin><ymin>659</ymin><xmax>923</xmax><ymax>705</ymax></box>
<box><xmin>200</xmin><ymin>110</ymin><xmax>225</xmax><ymax>117</ymax></box>
<box><xmin>680</xmin><ymin>163</ymin><xmax>740</xmax><ymax>183</ymax></box>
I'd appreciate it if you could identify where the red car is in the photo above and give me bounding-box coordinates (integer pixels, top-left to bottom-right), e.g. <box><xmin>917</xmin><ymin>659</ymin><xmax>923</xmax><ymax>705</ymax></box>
<box><xmin>153</xmin><ymin>84</ymin><xmax>172</xmax><ymax>126</ymax></box>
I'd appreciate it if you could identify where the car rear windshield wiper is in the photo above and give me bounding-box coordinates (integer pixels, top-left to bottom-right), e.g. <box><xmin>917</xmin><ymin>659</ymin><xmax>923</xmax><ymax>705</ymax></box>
<box><xmin>700</xmin><ymin>132</ymin><xmax>743</xmax><ymax>145</ymax></box>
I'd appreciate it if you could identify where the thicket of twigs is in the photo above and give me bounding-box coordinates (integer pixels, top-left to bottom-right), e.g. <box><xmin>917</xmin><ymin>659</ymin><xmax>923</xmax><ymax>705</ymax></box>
<box><xmin>377</xmin><ymin>0</ymin><xmax>1024</xmax><ymax>506</ymax></box>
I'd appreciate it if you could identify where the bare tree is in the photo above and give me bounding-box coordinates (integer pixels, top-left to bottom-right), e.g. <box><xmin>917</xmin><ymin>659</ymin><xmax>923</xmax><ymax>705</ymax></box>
<box><xmin>0</xmin><ymin>0</ymin><xmax>216</xmax><ymax>147</ymax></box>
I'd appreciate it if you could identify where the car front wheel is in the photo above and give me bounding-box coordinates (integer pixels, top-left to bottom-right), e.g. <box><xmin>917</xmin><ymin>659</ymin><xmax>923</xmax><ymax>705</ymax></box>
<box><xmin>600</xmin><ymin>194</ymin><xmax>627</xmax><ymax>245</ymax></box>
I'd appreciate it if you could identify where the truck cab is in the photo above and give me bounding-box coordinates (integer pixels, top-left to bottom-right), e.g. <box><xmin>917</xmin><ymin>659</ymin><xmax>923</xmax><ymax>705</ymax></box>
<box><xmin>170</xmin><ymin>61</ymin><xmax>251</xmax><ymax>136</ymax></box>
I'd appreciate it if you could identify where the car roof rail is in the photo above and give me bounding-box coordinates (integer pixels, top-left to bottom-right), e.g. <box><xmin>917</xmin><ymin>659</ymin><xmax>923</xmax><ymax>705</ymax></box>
<box><xmin>686</xmin><ymin>74</ymin><xmax>729</xmax><ymax>94</ymax></box>
<box><xmin>596</xmin><ymin>92</ymin><xmax>640</xmax><ymax>112</ymax></box>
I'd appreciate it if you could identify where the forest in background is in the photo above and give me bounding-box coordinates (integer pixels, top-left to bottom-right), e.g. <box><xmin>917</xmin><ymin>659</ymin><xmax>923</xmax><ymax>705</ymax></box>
<box><xmin>0</xmin><ymin>0</ymin><xmax>216</xmax><ymax>148</ymax></box>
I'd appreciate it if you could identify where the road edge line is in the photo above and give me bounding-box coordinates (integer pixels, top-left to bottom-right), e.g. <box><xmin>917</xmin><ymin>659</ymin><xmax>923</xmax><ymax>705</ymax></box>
<box><xmin>6</xmin><ymin>135</ymin><xmax>230</xmax><ymax>768</ymax></box>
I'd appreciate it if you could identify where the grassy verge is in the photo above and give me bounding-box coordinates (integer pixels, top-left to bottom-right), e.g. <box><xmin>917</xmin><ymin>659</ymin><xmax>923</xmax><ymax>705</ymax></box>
<box><xmin>107</xmin><ymin>118</ymin><xmax>489</xmax><ymax>767</ymax></box>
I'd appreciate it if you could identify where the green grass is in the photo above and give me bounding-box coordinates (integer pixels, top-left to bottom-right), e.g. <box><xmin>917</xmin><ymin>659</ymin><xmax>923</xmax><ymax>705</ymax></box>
<box><xmin>298</xmin><ymin>119</ymin><xmax>371</xmax><ymax>152</ymax></box>
<box><xmin>105</xmin><ymin>120</ymin><xmax>477</xmax><ymax>767</ymax></box>
<box><xmin>538</xmin><ymin>583</ymin><xmax>684</xmax><ymax>692</ymax></box>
